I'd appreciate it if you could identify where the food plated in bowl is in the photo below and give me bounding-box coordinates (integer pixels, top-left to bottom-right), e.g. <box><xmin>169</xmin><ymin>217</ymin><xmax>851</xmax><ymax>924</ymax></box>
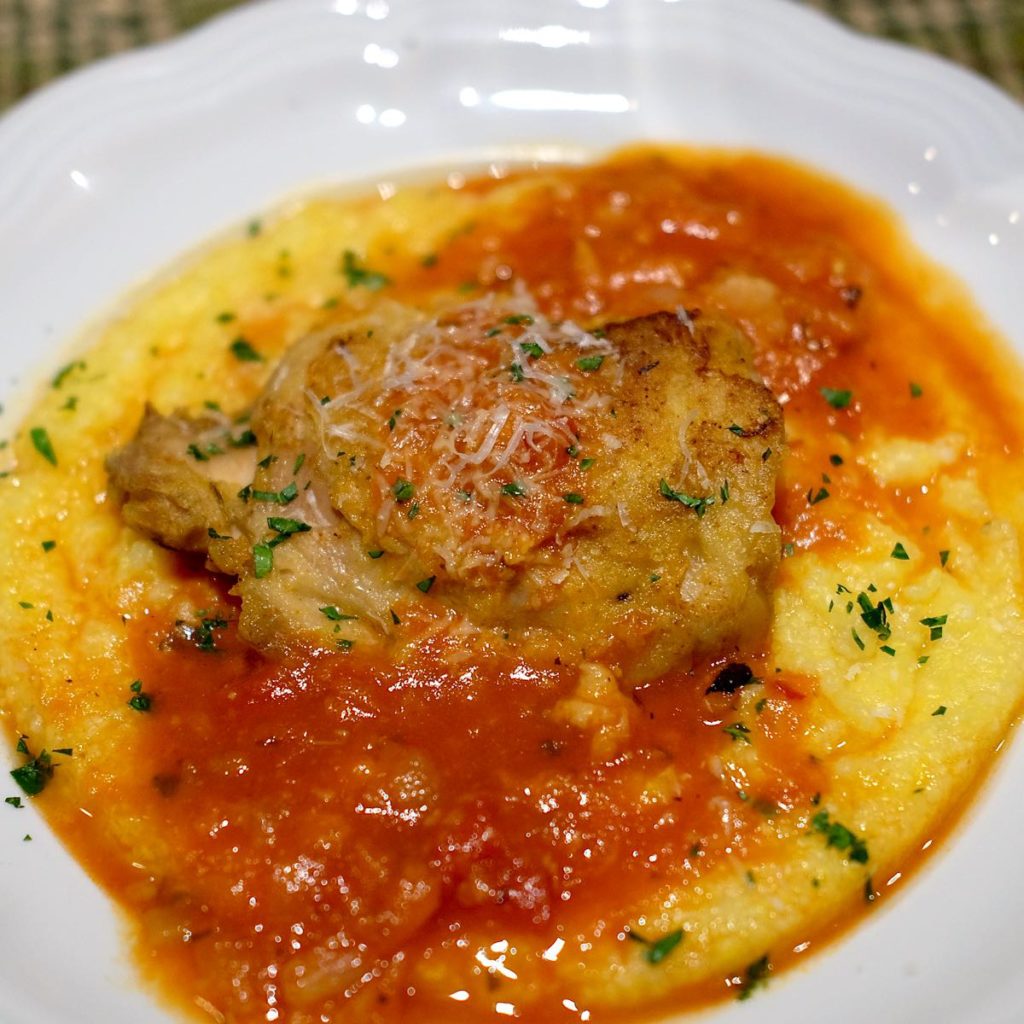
<box><xmin>2</xmin><ymin>3</ymin><xmax>1024</xmax><ymax>1024</ymax></box>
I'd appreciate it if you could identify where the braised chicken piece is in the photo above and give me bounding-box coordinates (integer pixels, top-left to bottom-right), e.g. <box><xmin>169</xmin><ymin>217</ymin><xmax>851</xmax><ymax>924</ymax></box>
<box><xmin>107</xmin><ymin>295</ymin><xmax>784</xmax><ymax>680</ymax></box>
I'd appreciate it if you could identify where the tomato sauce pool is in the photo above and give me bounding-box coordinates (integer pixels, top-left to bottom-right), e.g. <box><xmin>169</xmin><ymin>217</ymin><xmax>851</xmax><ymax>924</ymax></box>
<box><xmin>38</xmin><ymin>148</ymin><xmax>1024</xmax><ymax>1023</ymax></box>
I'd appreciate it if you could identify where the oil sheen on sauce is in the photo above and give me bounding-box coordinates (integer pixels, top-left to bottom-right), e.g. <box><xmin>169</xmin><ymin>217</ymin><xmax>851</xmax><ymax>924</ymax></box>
<box><xmin>36</xmin><ymin>148</ymin><xmax>1024</xmax><ymax>1024</ymax></box>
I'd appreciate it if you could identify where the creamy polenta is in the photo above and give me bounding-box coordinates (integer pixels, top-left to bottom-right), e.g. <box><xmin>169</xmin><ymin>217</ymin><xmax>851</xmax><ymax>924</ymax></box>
<box><xmin>1</xmin><ymin>147</ymin><xmax>1024</xmax><ymax>1024</ymax></box>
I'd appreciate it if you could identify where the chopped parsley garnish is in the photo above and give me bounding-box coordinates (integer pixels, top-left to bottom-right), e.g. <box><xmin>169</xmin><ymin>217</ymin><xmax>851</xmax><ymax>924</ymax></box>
<box><xmin>229</xmin><ymin>338</ymin><xmax>264</xmax><ymax>362</ymax></box>
<box><xmin>5</xmin><ymin>796</ymin><xmax>22</xmax><ymax>809</ymax></box>
<box><xmin>807</xmin><ymin>486</ymin><xmax>830</xmax><ymax>505</ymax></box>
<box><xmin>909</xmin><ymin>381</ymin><xmax>923</xmax><ymax>398</ymax></box>
<box><xmin>389</xmin><ymin>476</ymin><xmax>417</xmax><ymax>506</ymax></box>
<box><xmin>659</xmin><ymin>479</ymin><xmax>715</xmax><ymax>517</ymax></box>
<box><xmin>851</xmin><ymin>628</ymin><xmax>865</xmax><ymax>651</ymax></box>
<box><xmin>337</xmin><ymin>639</ymin><xmax>354</xmax><ymax>652</ymax></box>
<box><xmin>387</xmin><ymin>410</ymin><xmax>402</xmax><ymax>432</ymax></box>
<box><xmin>736</xmin><ymin>955</ymin><xmax>771</xmax><ymax>1001</ymax></box>
<box><xmin>727</xmin><ymin>423</ymin><xmax>749</xmax><ymax>436</ymax></box>
<box><xmin>880</xmin><ymin>645</ymin><xmax>896</xmax><ymax>656</ymax></box>
<box><xmin>340</xmin><ymin>249</ymin><xmax>391</xmax><ymax>290</ymax></box>
<box><xmin>720</xmin><ymin>480</ymin><xmax>730</xmax><ymax>503</ymax></box>
<box><xmin>293</xmin><ymin>453</ymin><xmax>305</xmax><ymax>475</ymax></box>
<box><xmin>920</xmin><ymin>614</ymin><xmax>947</xmax><ymax>640</ymax></box>
<box><xmin>563</xmin><ymin>492</ymin><xmax>585</xmax><ymax>505</ymax></box>
<box><xmin>320</xmin><ymin>606</ymin><xmax>356</xmax><ymax>621</ymax></box>
<box><xmin>508</xmin><ymin>362</ymin><xmax>525</xmax><ymax>383</ymax></box>
<box><xmin>253</xmin><ymin>543</ymin><xmax>274</xmax><ymax>578</ymax></box>
<box><xmin>176</xmin><ymin>613</ymin><xmax>229</xmax><ymax>652</ymax></box>
<box><xmin>10</xmin><ymin>744</ymin><xmax>53</xmax><ymax>796</ymax></box>
<box><xmin>891</xmin><ymin>542</ymin><xmax>910</xmax><ymax>560</ymax></box>
<box><xmin>576</xmin><ymin>355</ymin><xmax>605</xmax><ymax>372</ymax></box>
<box><xmin>207</xmin><ymin>527</ymin><xmax>230</xmax><ymax>541</ymax></box>
<box><xmin>390</xmin><ymin>609</ymin><xmax>401</xmax><ymax>625</ymax></box>
<box><xmin>215</xmin><ymin>311</ymin><xmax>236</xmax><ymax>323</ymax></box>
<box><xmin>722</xmin><ymin>723</ymin><xmax>752</xmax><ymax>744</ymax></box>
<box><xmin>580</xmin><ymin>458</ymin><xmax>595</xmax><ymax>471</ymax></box>
<box><xmin>504</xmin><ymin>314</ymin><xmax>534</xmax><ymax>326</ymax></box>
<box><xmin>857</xmin><ymin>592</ymin><xmax>893</xmax><ymax>640</ymax></box>
<box><xmin>407</xmin><ymin>502</ymin><xmax>420</xmax><ymax>520</ymax></box>
<box><xmin>932</xmin><ymin>705</ymin><xmax>947</xmax><ymax>716</ymax></box>
<box><xmin>416</xmin><ymin>576</ymin><xmax>436</xmax><ymax>593</ymax></box>
<box><xmin>30</xmin><ymin>427</ymin><xmax>57</xmax><ymax>466</ymax></box>
<box><xmin>820</xmin><ymin>386</ymin><xmax>853</xmax><ymax>409</ymax></box>
<box><xmin>187</xmin><ymin>441</ymin><xmax>223</xmax><ymax>462</ymax></box>
<box><xmin>51</xmin><ymin>360</ymin><xmax>85</xmax><ymax>388</ymax></box>
<box><xmin>368</xmin><ymin>549</ymin><xmax>385</xmax><ymax>559</ymax></box>
<box><xmin>811</xmin><ymin>810</ymin><xmax>869</xmax><ymax>863</ymax></box>
<box><xmin>247</xmin><ymin>218</ymin><xmax>262</xmax><ymax>237</ymax></box>
<box><xmin>257</xmin><ymin>453</ymin><xmax>278</xmax><ymax>469</ymax></box>
<box><xmin>501</xmin><ymin>482</ymin><xmax>526</xmax><ymax>497</ymax></box>
<box><xmin>127</xmin><ymin>679</ymin><xmax>152</xmax><ymax>712</ymax></box>
<box><xmin>267</xmin><ymin>516</ymin><xmax>310</xmax><ymax>539</ymax></box>
<box><xmin>939</xmin><ymin>549</ymin><xmax>950</xmax><ymax>567</ymax></box>
<box><xmin>520</xmin><ymin>341</ymin><xmax>544</xmax><ymax>359</ymax></box>
<box><xmin>41</xmin><ymin>540</ymin><xmax>56</xmax><ymax>552</ymax></box>
<box><xmin>627</xmin><ymin>928</ymin><xmax>684</xmax><ymax>965</ymax></box>
<box><xmin>250</xmin><ymin>482</ymin><xmax>298</xmax><ymax>505</ymax></box>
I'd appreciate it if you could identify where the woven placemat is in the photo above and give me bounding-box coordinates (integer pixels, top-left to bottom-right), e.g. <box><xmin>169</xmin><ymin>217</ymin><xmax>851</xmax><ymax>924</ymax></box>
<box><xmin>0</xmin><ymin>0</ymin><xmax>1021</xmax><ymax>110</ymax></box>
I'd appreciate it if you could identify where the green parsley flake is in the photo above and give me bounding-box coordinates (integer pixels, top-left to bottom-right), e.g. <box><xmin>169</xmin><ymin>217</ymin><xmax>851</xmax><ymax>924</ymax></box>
<box><xmin>253</xmin><ymin>543</ymin><xmax>274</xmax><ymax>578</ymax></box>
<box><xmin>737</xmin><ymin>955</ymin><xmax>771</xmax><ymax>1001</ymax></box>
<box><xmin>520</xmin><ymin>341</ymin><xmax>544</xmax><ymax>359</ymax></box>
<box><xmin>504</xmin><ymin>314</ymin><xmax>534</xmax><ymax>326</ymax></box>
<box><xmin>891</xmin><ymin>542</ymin><xmax>910</xmax><ymax>560</ymax></box>
<box><xmin>829</xmin><ymin>453</ymin><xmax>844</xmax><ymax>466</ymax></box>
<box><xmin>501</xmin><ymin>482</ymin><xmax>526</xmax><ymax>497</ymax></box>
<box><xmin>215</xmin><ymin>311</ymin><xmax>236</xmax><ymax>324</ymax></box>
<box><xmin>509</xmin><ymin>362</ymin><xmax>525</xmax><ymax>383</ymax></box>
<box><xmin>368</xmin><ymin>550</ymin><xmax>385</xmax><ymax>559</ymax></box>
<box><xmin>939</xmin><ymin>549</ymin><xmax>950</xmax><ymax>567</ymax></box>
<box><xmin>319</xmin><ymin>606</ymin><xmax>357</xmax><ymax>622</ymax></box>
<box><xmin>250</xmin><ymin>482</ymin><xmax>298</xmax><ymax>505</ymax></box>
<box><xmin>626</xmin><ymin>929</ymin><xmax>684</xmax><ymax>966</ymax></box>
<box><xmin>391</xmin><ymin>478</ymin><xmax>415</xmax><ymax>503</ymax></box>
<box><xmin>10</xmin><ymin>746</ymin><xmax>53</xmax><ymax>797</ymax></box>
<box><xmin>807</xmin><ymin>486</ymin><xmax>830</xmax><ymax>505</ymax></box>
<box><xmin>41</xmin><ymin>540</ymin><xmax>56</xmax><ymax>552</ymax></box>
<box><xmin>722</xmin><ymin>723</ymin><xmax>752</xmax><ymax>744</ymax></box>
<box><xmin>576</xmin><ymin>355</ymin><xmax>605</xmax><ymax>372</ymax></box>
<box><xmin>340</xmin><ymin>249</ymin><xmax>391</xmax><ymax>290</ymax></box>
<box><xmin>563</xmin><ymin>492</ymin><xmax>585</xmax><ymax>505</ymax></box>
<box><xmin>51</xmin><ymin>360</ymin><xmax>85</xmax><ymax>388</ymax></box>
<box><xmin>659</xmin><ymin>479</ymin><xmax>715</xmax><ymax>517</ymax></box>
<box><xmin>909</xmin><ymin>381</ymin><xmax>923</xmax><ymax>398</ymax></box>
<box><xmin>229</xmin><ymin>338</ymin><xmax>264</xmax><ymax>362</ymax></box>
<box><xmin>932</xmin><ymin>705</ymin><xmax>947</xmax><ymax>716</ymax></box>
<box><xmin>127</xmin><ymin>683</ymin><xmax>152</xmax><ymax>712</ymax></box>
<box><xmin>811</xmin><ymin>810</ymin><xmax>869</xmax><ymax>863</ymax></box>
<box><xmin>820</xmin><ymin>386</ymin><xmax>853</xmax><ymax>409</ymax></box>
<box><xmin>5</xmin><ymin>796</ymin><xmax>22</xmax><ymax>809</ymax></box>
<box><xmin>416</xmin><ymin>576</ymin><xmax>436</xmax><ymax>594</ymax></box>
<box><xmin>920</xmin><ymin>614</ymin><xmax>948</xmax><ymax>640</ymax></box>
<box><xmin>30</xmin><ymin>426</ymin><xmax>57</xmax><ymax>466</ymax></box>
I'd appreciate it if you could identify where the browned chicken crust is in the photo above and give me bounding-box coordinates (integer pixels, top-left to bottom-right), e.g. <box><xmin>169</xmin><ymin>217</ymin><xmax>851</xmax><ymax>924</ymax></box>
<box><xmin>107</xmin><ymin>298</ymin><xmax>784</xmax><ymax>680</ymax></box>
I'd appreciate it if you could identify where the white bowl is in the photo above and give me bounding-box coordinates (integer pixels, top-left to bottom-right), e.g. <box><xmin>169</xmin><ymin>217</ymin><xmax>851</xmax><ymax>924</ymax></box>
<box><xmin>1</xmin><ymin>2</ymin><xmax>1023</xmax><ymax>1022</ymax></box>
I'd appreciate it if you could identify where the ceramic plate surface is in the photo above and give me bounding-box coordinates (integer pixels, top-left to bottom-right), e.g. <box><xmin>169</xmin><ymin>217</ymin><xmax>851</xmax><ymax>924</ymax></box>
<box><xmin>1</xmin><ymin>1</ymin><xmax>1023</xmax><ymax>1022</ymax></box>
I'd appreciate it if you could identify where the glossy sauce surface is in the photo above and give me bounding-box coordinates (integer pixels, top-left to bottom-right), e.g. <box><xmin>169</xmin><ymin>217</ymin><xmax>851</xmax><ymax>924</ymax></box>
<box><xmin>38</xmin><ymin>149</ymin><xmax>1024</xmax><ymax>1023</ymax></box>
